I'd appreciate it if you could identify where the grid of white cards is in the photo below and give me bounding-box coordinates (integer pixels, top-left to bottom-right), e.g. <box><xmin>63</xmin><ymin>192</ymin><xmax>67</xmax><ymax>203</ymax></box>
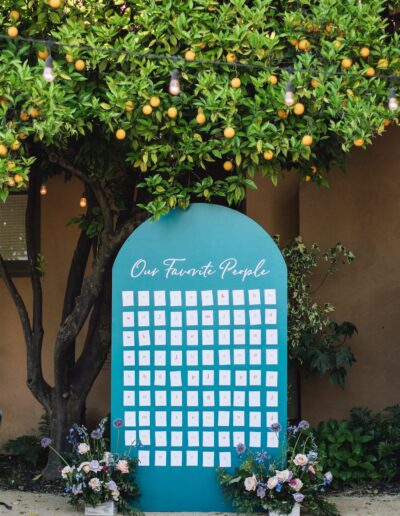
<box><xmin>120</xmin><ymin>288</ymin><xmax>280</xmax><ymax>468</ymax></box>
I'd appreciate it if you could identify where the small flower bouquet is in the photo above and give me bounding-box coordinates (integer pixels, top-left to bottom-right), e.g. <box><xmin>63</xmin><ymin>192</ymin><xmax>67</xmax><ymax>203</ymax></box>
<box><xmin>218</xmin><ymin>421</ymin><xmax>338</xmax><ymax>516</ymax></box>
<box><xmin>41</xmin><ymin>418</ymin><xmax>140</xmax><ymax>515</ymax></box>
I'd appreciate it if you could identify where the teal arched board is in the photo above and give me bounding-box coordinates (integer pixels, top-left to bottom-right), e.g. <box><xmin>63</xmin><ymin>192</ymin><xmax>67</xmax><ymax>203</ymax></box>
<box><xmin>111</xmin><ymin>203</ymin><xmax>287</xmax><ymax>512</ymax></box>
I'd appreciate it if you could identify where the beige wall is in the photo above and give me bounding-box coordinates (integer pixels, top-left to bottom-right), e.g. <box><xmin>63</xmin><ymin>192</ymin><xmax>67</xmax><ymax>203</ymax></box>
<box><xmin>0</xmin><ymin>176</ymin><xmax>109</xmax><ymax>445</ymax></box>
<box><xmin>300</xmin><ymin>125</ymin><xmax>400</xmax><ymax>423</ymax></box>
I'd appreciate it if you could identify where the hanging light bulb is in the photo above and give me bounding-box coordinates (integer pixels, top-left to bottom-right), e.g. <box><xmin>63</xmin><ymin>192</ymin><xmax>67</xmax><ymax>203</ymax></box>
<box><xmin>79</xmin><ymin>195</ymin><xmax>87</xmax><ymax>208</ymax></box>
<box><xmin>284</xmin><ymin>81</ymin><xmax>295</xmax><ymax>106</ymax></box>
<box><xmin>168</xmin><ymin>69</ymin><xmax>181</xmax><ymax>95</ymax></box>
<box><xmin>388</xmin><ymin>88</ymin><xmax>398</xmax><ymax>112</ymax></box>
<box><xmin>43</xmin><ymin>55</ymin><xmax>55</xmax><ymax>82</ymax></box>
<box><xmin>40</xmin><ymin>184</ymin><xmax>47</xmax><ymax>196</ymax></box>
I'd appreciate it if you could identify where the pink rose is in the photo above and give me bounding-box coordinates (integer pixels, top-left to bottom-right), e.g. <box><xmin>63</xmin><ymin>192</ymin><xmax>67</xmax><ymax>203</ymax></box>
<box><xmin>293</xmin><ymin>454</ymin><xmax>308</xmax><ymax>466</ymax></box>
<box><xmin>267</xmin><ymin>476</ymin><xmax>279</xmax><ymax>489</ymax></box>
<box><xmin>244</xmin><ymin>475</ymin><xmax>257</xmax><ymax>491</ymax></box>
<box><xmin>116</xmin><ymin>459</ymin><xmax>129</xmax><ymax>474</ymax></box>
<box><xmin>289</xmin><ymin>478</ymin><xmax>304</xmax><ymax>492</ymax></box>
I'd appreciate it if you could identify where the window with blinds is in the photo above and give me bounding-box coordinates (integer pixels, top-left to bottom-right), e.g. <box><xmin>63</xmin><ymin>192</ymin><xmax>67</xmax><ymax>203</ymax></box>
<box><xmin>0</xmin><ymin>194</ymin><xmax>29</xmax><ymax>275</ymax></box>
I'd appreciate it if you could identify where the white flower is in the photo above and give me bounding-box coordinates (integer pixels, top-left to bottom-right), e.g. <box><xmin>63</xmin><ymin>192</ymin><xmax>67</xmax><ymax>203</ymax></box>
<box><xmin>116</xmin><ymin>459</ymin><xmax>129</xmax><ymax>474</ymax></box>
<box><xmin>103</xmin><ymin>452</ymin><xmax>113</xmax><ymax>465</ymax></box>
<box><xmin>61</xmin><ymin>466</ymin><xmax>74</xmax><ymax>479</ymax></box>
<box><xmin>244</xmin><ymin>475</ymin><xmax>258</xmax><ymax>491</ymax></box>
<box><xmin>293</xmin><ymin>454</ymin><xmax>308</xmax><ymax>466</ymax></box>
<box><xmin>88</xmin><ymin>477</ymin><xmax>101</xmax><ymax>492</ymax></box>
<box><xmin>267</xmin><ymin>476</ymin><xmax>279</xmax><ymax>489</ymax></box>
<box><xmin>276</xmin><ymin>469</ymin><xmax>292</xmax><ymax>482</ymax></box>
<box><xmin>77</xmin><ymin>462</ymin><xmax>90</xmax><ymax>474</ymax></box>
<box><xmin>111</xmin><ymin>489</ymin><xmax>120</xmax><ymax>501</ymax></box>
<box><xmin>77</xmin><ymin>442</ymin><xmax>90</xmax><ymax>455</ymax></box>
<box><xmin>289</xmin><ymin>478</ymin><xmax>304</xmax><ymax>492</ymax></box>
<box><xmin>324</xmin><ymin>471</ymin><xmax>333</xmax><ymax>483</ymax></box>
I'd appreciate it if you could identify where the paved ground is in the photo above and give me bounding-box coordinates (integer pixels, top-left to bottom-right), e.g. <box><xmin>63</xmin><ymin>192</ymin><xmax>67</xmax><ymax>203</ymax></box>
<box><xmin>1</xmin><ymin>490</ymin><xmax>400</xmax><ymax>515</ymax></box>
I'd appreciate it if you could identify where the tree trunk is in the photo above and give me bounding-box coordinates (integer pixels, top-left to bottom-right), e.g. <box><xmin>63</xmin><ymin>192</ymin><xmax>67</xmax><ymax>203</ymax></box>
<box><xmin>42</xmin><ymin>394</ymin><xmax>85</xmax><ymax>479</ymax></box>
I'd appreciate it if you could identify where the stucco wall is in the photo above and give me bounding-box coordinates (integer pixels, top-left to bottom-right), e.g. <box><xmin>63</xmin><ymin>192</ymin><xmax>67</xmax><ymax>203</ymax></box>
<box><xmin>299</xmin><ymin>125</ymin><xmax>400</xmax><ymax>423</ymax></box>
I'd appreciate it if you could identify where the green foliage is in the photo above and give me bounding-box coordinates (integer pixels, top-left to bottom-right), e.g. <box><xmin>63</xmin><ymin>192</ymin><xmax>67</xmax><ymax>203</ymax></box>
<box><xmin>280</xmin><ymin>236</ymin><xmax>356</xmax><ymax>386</ymax></box>
<box><xmin>317</xmin><ymin>406</ymin><xmax>400</xmax><ymax>486</ymax></box>
<box><xmin>3</xmin><ymin>434</ymin><xmax>47</xmax><ymax>467</ymax></box>
<box><xmin>0</xmin><ymin>0</ymin><xmax>398</xmax><ymax>216</ymax></box>
<box><xmin>316</xmin><ymin>419</ymin><xmax>378</xmax><ymax>485</ymax></box>
<box><xmin>218</xmin><ymin>424</ymin><xmax>338</xmax><ymax>515</ymax></box>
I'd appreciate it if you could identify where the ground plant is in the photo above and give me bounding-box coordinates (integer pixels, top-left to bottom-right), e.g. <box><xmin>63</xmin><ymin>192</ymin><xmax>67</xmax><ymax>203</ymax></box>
<box><xmin>0</xmin><ymin>0</ymin><xmax>398</xmax><ymax>474</ymax></box>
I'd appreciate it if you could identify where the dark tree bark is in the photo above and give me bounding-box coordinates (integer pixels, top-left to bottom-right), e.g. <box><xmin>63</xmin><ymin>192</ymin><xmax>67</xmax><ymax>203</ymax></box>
<box><xmin>0</xmin><ymin>150</ymin><xmax>146</xmax><ymax>478</ymax></box>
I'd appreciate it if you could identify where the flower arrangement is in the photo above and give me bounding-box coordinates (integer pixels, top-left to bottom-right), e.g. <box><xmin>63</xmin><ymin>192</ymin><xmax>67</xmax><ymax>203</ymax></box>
<box><xmin>218</xmin><ymin>421</ymin><xmax>338</xmax><ymax>516</ymax></box>
<box><xmin>41</xmin><ymin>418</ymin><xmax>140</xmax><ymax>514</ymax></box>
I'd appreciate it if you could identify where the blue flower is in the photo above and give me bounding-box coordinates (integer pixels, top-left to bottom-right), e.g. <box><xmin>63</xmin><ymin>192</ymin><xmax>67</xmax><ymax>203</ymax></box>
<box><xmin>236</xmin><ymin>443</ymin><xmax>246</xmax><ymax>454</ymax></box>
<box><xmin>297</xmin><ymin>420</ymin><xmax>310</xmax><ymax>430</ymax></box>
<box><xmin>91</xmin><ymin>428</ymin><xmax>103</xmax><ymax>440</ymax></box>
<box><xmin>271</xmin><ymin>422</ymin><xmax>282</xmax><ymax>432</ymax></box>
<box><xmin>276</xmin><ymin>481</ymin><xmax>283</xmax><ymax>493</ymax></box>
<box><xmin>257</xmin><ymin>485</ymin><xmax>266</xmax><ymax>499</ymax></box>
<box><xmin>106</xmin><ymin>480</ymin><xmax>118</xmax><ymax>491</ymax></box>
<box><xmin>40</xmin><ymin>437</ymin><xmax>52</xmax><ymax>448</ymax></box>
<box><xmin>113</xmin><ymin>418</ymin><xmax>124</xmax><ymax>428</ymax></box>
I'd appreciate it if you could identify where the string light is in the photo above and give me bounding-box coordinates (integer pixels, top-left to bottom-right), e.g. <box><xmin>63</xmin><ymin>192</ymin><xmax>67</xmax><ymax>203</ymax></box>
<box><xmin>284</xmin><ymin>81</ymin><xmax>295</xmax><ymax>106</ymax></box>
<box><xmin>40</xmin><ymin>183</ymin><xmax>47</xmax><ymax>195</ymax></box>
<box><xmin>79</xmin><ymin>195</ymin><xmax>87</xmax><ymax>208</ymax></box>
<box><xmin>43</xmin><ymin>54</ymin><xmax>55</xmax><ymax>82</ymax></box>
<box><xmin>388</xmin><ymin>88</ymin><xmax>398</xmax><ymax>111</ymax></box>
<box><xmin>168</xmin><ymin>69</ymin><xmax>181</xmax><ymax>95</ymax></box>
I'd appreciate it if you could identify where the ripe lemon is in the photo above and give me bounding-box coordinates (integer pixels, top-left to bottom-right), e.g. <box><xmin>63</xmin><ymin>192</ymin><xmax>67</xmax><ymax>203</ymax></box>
<box><xmin>7</xmin><ymin>179</ymin><xmax>15</xmax><ymax>187</ymax></box>
<box><xmin>7</xmin><ymin>161</ymin><xmax>15</xmax><ymax>171</ymax></box>
<box><xmin>199</xmin><ymin>42</ymin><xmax>207</xmax><ymax>49</ymax></box>
<box><xmin>341</xmin><ymin>58</ymin><xmax>352</xmax><ymax>69</ymax></box>
<box><xmin>365</xmin><ymin>67</ymin><xmax>375</xmax><ymax>77</ymax></box>
<box><xmin>65</xmin><ymin>53</ymin><xmax>74</xmax><ymax>63</ymax></box>
<box><xmin>142</xmin><ymin>104</ymin><xmax>153</xmax><ymax>115</ymax></box>
<box><xmin>30</xmin><ymin>108</ymin><xmax>40</xmax><ymax>118</ymax></box>
<box><xmin>305</xmin><ymin>175</ymin><xmax>312</xmax><ymax>182</ymax></box>
<box><xmin>74</xmin><ymin>59</ymin><xmax>86</xmax><ymax>71</ymax></box>
<box><xmin>293</xmin><ymin>103</ymin><xmax>305</xmax><ymax>115</ymax></box>
<box><xmin>19</xmin><ymin>112</ymin><xmax>29</xmax><ymax>121</ymax></box>
<box><xmin>224</xmin><ymin>127</ymin><xmax>235</xmax><ymax>138</ymax></box>
<box><xmin>10</xmin><ymin>10</ymin><xmax>20</xmax><ymax>21</ymax></box>
<box><xmin>311</xmin><ymin>165</ymin><xmax>318</xmax><ymax>174</ymax></box>
<box><xmin>298</xmin><ymin>39</ymin><xmax>311</xmax><ymax>51</ymax></box>
<box><xmin>185</xmin><ymin>50</ymin><xmax>196</xmax><ymax>61</ymax></box>
<box><xmin>360</xmin><ymin>47</ymin><xmax>370</xmax><ymax>58</ymax></box>
<box><xmin>289</xmin><ymin>39</ymin><xmax>298</xmax><ymax>47</ymax></box>
<box><xmin>0</xmin><ymin>144</ymin><xmax>8</xmax><ymax>156</ymax></box>
<box><xmin>7</xmin><ymin>27</ymin><xmax>18</xmax><ymax>38</ymax></box>
<box><xmin>115</xmin><ymin>129</ymin><xmax>126</xmax><ymax>140</ymax></box>
<box><xmin>18</xmin><ymin>132</ymin><xmax>28</xmax><ymax>140</ymax></box>
<box><xmin>377</xmin><ymin>58</ymin><xmax>389</xmax><ymax>68</ymax></box>
<box><xmin>196</xmin><ymin>113</ymin><xmax>206</xmax><ymax>125</ymax></box>
<box><xmin>49</xmin><ymin>0</ymin><xmax>62</xmax><ymax>7</ymax></box>
<box><xmin>231</xmin><ymin>77</ymin><xmax>241</xmax><ymax>88</ymax></box>
<box><xmin>167</xmin><ymin>107</ymin><xmax>178</xmax><ymax>118</ymax></box>
<box><xmin>301</xmin><ymin>134</ymin><xmax>313</xmax><ymax>146</ymax></box>
<box><xmin>124</xmin><ymin>100</ymin><xmax>134</xmax><ymax>112</ymax></box>
<box><xmin>277</xmin><ymin>109</ymin><xmax>288</xmax><ymax>119</ymax></box>
<box><xmin>354</xmin><ymin>137</ymin><xmax>364</xmax><ymax>147</ymax></box>
<box><xmin>383</xmin><ymin>118</ymin><xmax>391</xmax><ymax>127</ymax></box>
<box><xmin>310</xmin><ymin>78</ymin><xmax>320</xmax><ymax>88</ymax></box>
<box><xmin>38</xmin><ymin>48</ymin><xmax>49</xmax><ymax>60</ymax></box>
<box><xmin>11</xmin><ymin>140</ymin><xmax>21</xmax><ymax>151</ymax></box>
<box><xmin>325</xmin><ymin>23</ymin><xmax>333</xmax><ymax>33</ymax></box>
<box><xmin>150</xmin><ymin>96</ymin><xmax>161</xmax><ymax>107</ymax></box>
<box><xmin>268</xmin><ymin>75</ymin><xmax>278</xmax><ymax>85</ymax></box>
<box><xmin>226</xmin><ymin>52</ymin><xmax>236</xmax><ymax>63</ymax></box>
<box><xmin>223</xmin><ymin>161</ymin><xmax>233</xmax><ymax>171</ymax></box>
<box><xmin>263</xmin><ymin>150</ymin><xmax>274</xmax><ymax>160</ymax></box>
<box><xmin>14</xmin><ymin>173</ymin><xmax>23</xmax><ymax>183</ymax></box>
<box><xmin>333</xmin><ymin>40</ymin><xmax>342</xmax><ymax>48</ymax></box>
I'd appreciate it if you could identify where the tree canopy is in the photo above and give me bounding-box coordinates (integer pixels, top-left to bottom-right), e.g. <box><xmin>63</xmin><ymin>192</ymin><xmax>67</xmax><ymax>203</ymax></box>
<box><xmin>0</xmin><ymin>0</ymin><xmax>398</xmax><ymax>218</ymax></box>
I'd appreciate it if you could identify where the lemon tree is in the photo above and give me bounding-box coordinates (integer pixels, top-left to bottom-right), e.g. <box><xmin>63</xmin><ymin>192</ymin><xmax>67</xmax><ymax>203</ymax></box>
<box><xmin>0</xmin><ymin>0</ymin><xmax>398</xmax><ymax>473</ymax></box>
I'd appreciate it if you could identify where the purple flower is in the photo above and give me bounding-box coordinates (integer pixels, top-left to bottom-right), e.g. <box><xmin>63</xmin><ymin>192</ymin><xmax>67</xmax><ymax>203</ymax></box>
<box><xmin>236</xmin><ymin>443</ymin><xmax>246</xmax><ymax>454</ymax></box>
<box><xmin>298</xmin><ymin>420</ymin><xmax>310</xmax><ymax>430</ymax></box>
<box><xmin>256</xmin><ymin>485</ymin><xmax>266</xmax><ymax>499</ymax></box>
<box><xmin>91</xmin><ymin>428</ymin><xmax>103</xmax><ymax>440</ymax></box>
<box><xmin>271</xmin><ymin>422</ymin><xmax>282</xmax><ymax>432</ymax></box>
<box><xmin>106</xmin><ymin>480</ymin><xmax>118</xmax><ymax>491</ymax></box>
<box><xmin>293</xmin><ymin>493</ymin><xmax>305</xmax><ymax>503</ymax></box>
<box><xmin>113</xmin><ymin>418</ymin><xmax>124</xmax><ymax>428</ymax></box>
<box><xmin>89</xmin><ymin>460</ymin><xmax>102</xmax><ymax>473</ymax></box>
<box><xmin>40</xmin><ymin>437</ymin><xmax>52</xmax><ymax>448</ymax></box>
